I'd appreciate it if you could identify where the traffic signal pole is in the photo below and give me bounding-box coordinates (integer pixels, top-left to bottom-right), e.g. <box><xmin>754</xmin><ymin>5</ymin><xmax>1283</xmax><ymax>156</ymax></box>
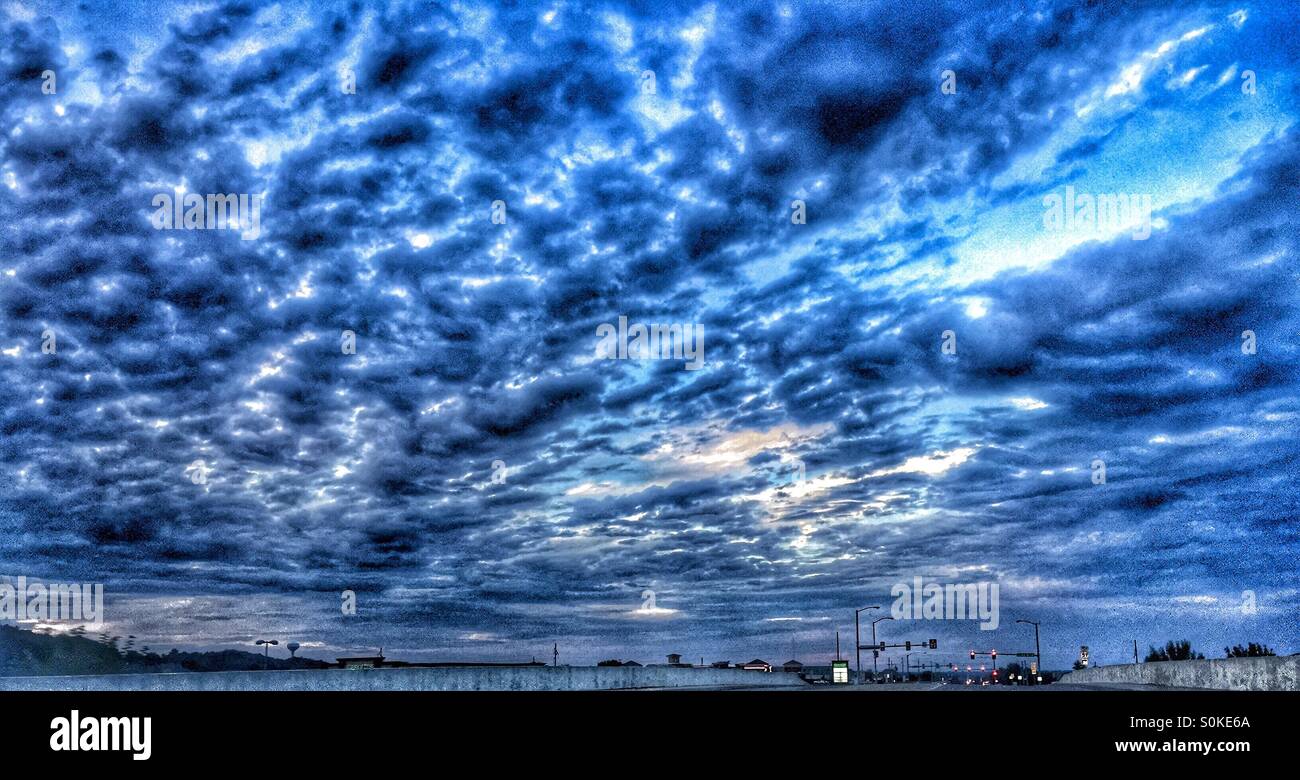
<box><xmin>854</xmin><ymin>606</ymin><xmax>879</xmax><ymax>685</ymax></box>
<box><xmin>1016</xmin><ymin>619</ymin><xmax>1042</xmax><ymax>684</ymax></box>
<box><xmin>865</xmin><ymin>639</ymin><xmax>937</xmax><ymax>683</ymax></box>
<box><xmin>868</xmin><ymin>615</ymin><xmax>894</xmax><ymax>679</ymax></box>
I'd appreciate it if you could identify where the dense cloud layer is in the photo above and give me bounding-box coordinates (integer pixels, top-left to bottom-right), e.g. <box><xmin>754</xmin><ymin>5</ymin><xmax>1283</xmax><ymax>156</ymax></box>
<box><xmin>0</xmin><ymin>0</ymin><xmax>1297</xmax><ymax>667</ymax></box>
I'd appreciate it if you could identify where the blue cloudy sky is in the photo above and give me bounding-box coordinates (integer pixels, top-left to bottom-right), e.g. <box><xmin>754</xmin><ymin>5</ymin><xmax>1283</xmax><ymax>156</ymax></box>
<box><xmin>1</xmin><ymin>0</ymin><xmax>1297</xmax><ymax>669</ymax></box>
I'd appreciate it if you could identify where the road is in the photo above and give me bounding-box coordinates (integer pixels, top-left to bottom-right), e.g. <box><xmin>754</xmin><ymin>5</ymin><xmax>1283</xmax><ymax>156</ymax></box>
<box><xmin>640</xmin><ymin>681</ymin><xmax>1200</xmax><ymax>691</ymax></box>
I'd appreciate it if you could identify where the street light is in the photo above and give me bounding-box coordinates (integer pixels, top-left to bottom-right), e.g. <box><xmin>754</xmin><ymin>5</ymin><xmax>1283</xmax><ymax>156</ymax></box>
<box><xmin>1016</xmin><ymin>619</ymin><xmax>1041</xmax><ymax>685</ymax></box>
<box><xmin>871</xmin><ymin>616</ymin><xmax>894</xmax><ymax>678</ymax></box>
<box><xmin>255</xmin><ymin>639</ymin><xmax>279</xmax><ymax>670</ymax></box>
<box><xmin>854</xmin><ymin>605</ymin><xmax>879</xmax><ymax>684</ymax></box>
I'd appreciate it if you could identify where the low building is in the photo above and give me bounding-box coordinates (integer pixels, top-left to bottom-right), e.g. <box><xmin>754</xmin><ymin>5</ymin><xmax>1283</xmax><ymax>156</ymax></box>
<box><xmin>796</xmin><ymin>665</ymin><xmax>834</xmax><ymax>682</ymax></box>
<box><xmin>337</xmin><ymin>655</ymin><xmax>386</xmax><ymax>670</ymax></box>
<box><xmin>739</xmin><ymin>658</ymin><xmax>771</xmax><ymax>672</ymax></box>
<box><xmin>782</xmin><ymin>659</ymin><xmax>803</xmax><ymax>673</ymax></box>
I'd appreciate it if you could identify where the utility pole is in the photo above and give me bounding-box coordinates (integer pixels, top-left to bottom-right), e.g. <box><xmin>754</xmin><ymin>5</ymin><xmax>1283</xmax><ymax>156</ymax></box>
<box><xmin>1133</xmin><ymin>640</ymin><xmax>1138</xmax><ymax>664</ymax></box>
<box><xmin>553</xmin><ymin>642</ymin><xmax>558</xmax><ymax>667</ymax></box>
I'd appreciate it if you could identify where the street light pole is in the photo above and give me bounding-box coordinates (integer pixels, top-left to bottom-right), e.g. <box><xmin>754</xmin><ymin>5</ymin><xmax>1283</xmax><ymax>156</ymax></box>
<box><xmin>255</xmin><ymin>639</ymin><xmax>279</xmax><ymax>670</ymax></box>
<box><xmin>871</xmin><ymin>616</ymin><xmax>894</xmax><ymax>678</ymax></box>
<box><xmin>1016</xmin><ymin>620</ymin><xmax>1041</xmax><ymax>685</ymax></box>
<box><xmin>854</xmin><ymin>605</ymin><xmax>879</xmax><ymax>685</ymax></box>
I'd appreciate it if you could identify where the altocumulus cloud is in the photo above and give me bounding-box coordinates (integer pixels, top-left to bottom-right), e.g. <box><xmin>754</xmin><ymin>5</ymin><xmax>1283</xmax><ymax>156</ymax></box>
<box><xmin>0</xmin><ymin>0</ymin><xmax>1297</xmax><ymax>666</ymax></box>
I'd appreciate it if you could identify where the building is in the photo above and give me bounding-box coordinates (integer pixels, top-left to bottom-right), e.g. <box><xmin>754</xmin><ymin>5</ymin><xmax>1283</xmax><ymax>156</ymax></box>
<box><xmin>782</xmin><ymin>659</ymin><xmax>803</xmax><ymax>673</ymax></box>
<box><xmin>739</xmin><ymin>658</ymin><xmax>771</xmax><ymax>672</ymax></box>
<box><xmin>795</xmin><ymin>665</ymin><xmax>834</xmax><ymax>682</ymax></box>
<box><xmin>337</xmin><ymin>655</ymin><xmax>386</xmax><ymax>670</ymax></box>
<box><xmin>666</xmin><ymin>653</ymin><xmax>684</xmax><ymax>666</ymax></box>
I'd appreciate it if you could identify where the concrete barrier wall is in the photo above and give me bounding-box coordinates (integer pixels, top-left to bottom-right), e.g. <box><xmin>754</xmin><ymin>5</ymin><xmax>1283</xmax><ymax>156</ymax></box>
<box><xmin>0</xmin><ymin>665</ymin><xmax>808</xmax><ymax>691</ymax></box>
<box><xmin>1060</xmin><ymin>655</ymin><xmax>1300</xmax><ymax>690</ymax></box>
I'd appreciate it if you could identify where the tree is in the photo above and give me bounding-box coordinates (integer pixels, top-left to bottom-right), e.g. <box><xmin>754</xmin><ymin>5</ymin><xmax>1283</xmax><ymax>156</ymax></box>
<box><xmin>1145</xmin><ymin>640</ymin><xmax>1204</xmax><ymax>662</ymax></box>
<box><xmin>1225</xmin><ymin>642</ymin><xmax>1275</xmax><ymax>658</ymax></box>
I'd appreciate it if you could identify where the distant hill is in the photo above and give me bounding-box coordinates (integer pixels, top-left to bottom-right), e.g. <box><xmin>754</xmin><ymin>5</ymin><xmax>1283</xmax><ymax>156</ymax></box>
<box><xmin>0</xmin><ymin>625</ymin><xmax>332</xmax><ymax>676</ymax></box>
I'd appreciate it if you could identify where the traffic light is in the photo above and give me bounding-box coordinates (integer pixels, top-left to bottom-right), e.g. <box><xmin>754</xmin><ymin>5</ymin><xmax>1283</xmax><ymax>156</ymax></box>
<box><xmin>969</xmin><ymin>650</ymin><xmax>975</xmax><ymax>660</ymax></box>
<box><xmin>905</xmin><ymin>641</ymin><xmax>911</xmax><ymax>651</ymax></box>
<box><xmin>991</xmin><ymin>650</ymin><xmax>998</xmax><ymax>661</ymax></box>
<box><xmin>929</xmin><ymin>639</ymin><xmax>937</xmax><ymax>650</ymax></box>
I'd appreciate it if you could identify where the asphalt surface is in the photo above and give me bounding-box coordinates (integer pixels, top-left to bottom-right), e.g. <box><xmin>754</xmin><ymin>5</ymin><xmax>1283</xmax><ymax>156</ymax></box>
<box><xmin>640</xmin><ymin>681</ymin><xmax>1201</xmax><ymax>691</ymax></box>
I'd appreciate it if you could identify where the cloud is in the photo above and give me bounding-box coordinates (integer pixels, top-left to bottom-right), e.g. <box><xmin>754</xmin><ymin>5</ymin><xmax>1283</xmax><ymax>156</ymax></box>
<box><xmin>0</xmin><ymin>0</ymin><xmax>1296</xmax><ymax>667</ymax></box>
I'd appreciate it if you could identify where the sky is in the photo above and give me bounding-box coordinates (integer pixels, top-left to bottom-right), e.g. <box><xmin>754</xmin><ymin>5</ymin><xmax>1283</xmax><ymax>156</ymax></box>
<box><xmin>0</xmin><ymin>0</ymin><xmax>1297</xmax><ymax>671</ymax></box>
